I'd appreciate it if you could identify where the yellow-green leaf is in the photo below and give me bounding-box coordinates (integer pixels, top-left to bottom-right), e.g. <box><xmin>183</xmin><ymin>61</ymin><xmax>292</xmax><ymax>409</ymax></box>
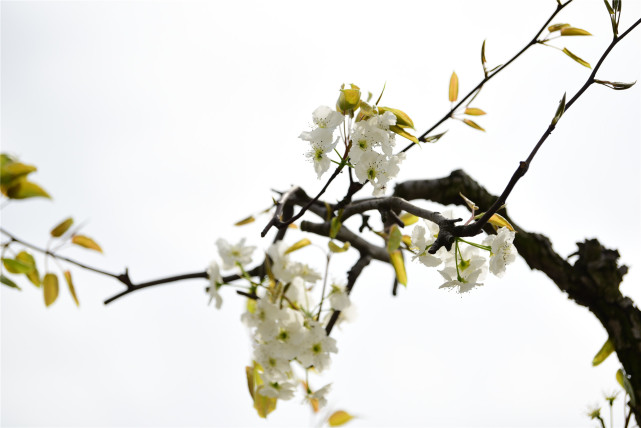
<box><xmin>330</xmin><ymin>217</ymin><xmax>342</xmax><ymax>239</ymax></box>
<box><xmin>616</xmin><ymin>368</ymin><xmax>625</xmax><ymax>388</ymax></box>
<box><xmin>604</xmin><ymin>0</ymin><xmax>615</xmax><ymax>15</ymax></box>
<box><xmin>421</xmin><ymin>131</ymin><xmax>448</xmax><ymax>143</ymax></box>
<box><xmin>387</xmin><ymin>225</ymin><xmax>402</xmax><ymax>253</ymax></box>
<box><xmin>0</xmin><ymin>162</ymin><xmax>37</xmax><ymax>186</ymax></box>
<box><xmin>592</xmin><ymin>338</ymin><xmax>614</xmax><ymax>366</ymax></box>
<box><xmin>562</xmin><ymin>47</ymin><xmax>591</xmax><ymax>68</ymax></box>
<box><xmin>1</xmin><ymin>274</ymin><xmax>21</xmax><ymax>290</ymax></box>
<box><xmin>548</xmin><ymin>23</ymin><xmax>570</xmax><ymax>32</ymax></box>
<box><xmin>481</xmin><ymin>39</ymin><xmax>487</xmax><ymax>65</ymax></box>
<box><xmin>16</xmin><ymin>251</ymin><xmax>40</xmax><ymax>287</ymax></box>
<box><xmin>253</xmin><ymin>390</ymin><xmax>277</xmax><ymax>419</ymax></box>
<box><xmin>487</xmin><ymin>213</ymin><xmax>515</xmax><ymax>232</ymax></box>
<box><xmin>71</xmin><ymin>235</ymin><xmax>103</xmax><ymax>253</ymax></box>
<box><xmin>328</xmin><ymin>241</ymin><xmax>350</xmax><ymax>253</ymax></box>
<box><xmin>399</xmin><ymin>213</ymin><xmax>418</xmax><ymax>226</ymax></box>
<box><xmin>328</xmin><ymin>410</ymin><xmax>355</xmax><ymax>426</ymax></box>
<box><xmin>464</xmin><ymin>108</ymin><xmax>486</xmax><ymax>116</ymax></box>
<box><xmin>616</xmin><ymin>368</ymin><xmax>636</xmax><ymax>406</ymax></box>
<box><xmin>50</xmin><ymin>217</ymin><xmax>74</xmax><ymax>237</ymax></box>
<box><xmin>6</xmin><ymin>180</ymin><xmax>51</xmax><ymax>199</ymax></box>
<box><xmin>285</xmin><ymin>238</ymin><xmax>311</xmax><ymax>254</ymax></box>
<box><xmin>64</xmin><ymin>270</ymin><xmax>79</xmax><ymax>307</ymax></box>
<box><xmin>552</xmin><ymin>92</ymin><xmax>566</xmax><ymax>125</ymax></box>
<box><xmin>560</xmin><ymin>27</ymin><xmax>592</xmax><ymax>36</ymax></box>
<box><xmin>2</xmin><ymin>258</ymin><xmax>32</xmax><ymax>274</ymax></box>
<box><xmin>401</xmin><ymin>235</ymin><xmax>412</xmax><ymax>247</ymax></box>
<box><xmin>234</xmin><ymin>215</ymin><xmax>255</xmax><ymax>226</ymax></box>
<box><xmin>377</xmin><ymin>106</ymin><xmax>415</xmax><ymax>129</ymax></box>
<box><xmin>246</xmin><ymin>366</ymin><xmax>256</xmax><ymax>399</ymax></box>
<box><xmin>390</xmin><ymin>250</ymin><xmax>407</xmax><ymax>286</ymax></box>
<box><xmin>449</xmin><ymin>72</ymin><xmax>459</xmax><ymax>102</ymax></box>
<box><xmin>459</xmin><ymin>193</ymin><xmax>479</xmax><ymax>211</ymax></box>
<box><xmin>594</xmin><ymin>79</ymin><xmax>637</xmax><ymax>90</ymax></box>
<box><xmin>462</xmin><ymin>119</ymin><xmax>485</xmax><ymax>132</ymax></box>
<box><xmin>43</xmin><ymin>273</ymin><xmax>59</xmax><ymax>307</ymax></box>
<box><xmin>389</xmin><ymin>125</ymin><xmax>418</xmax><ymax>144</ymax></box>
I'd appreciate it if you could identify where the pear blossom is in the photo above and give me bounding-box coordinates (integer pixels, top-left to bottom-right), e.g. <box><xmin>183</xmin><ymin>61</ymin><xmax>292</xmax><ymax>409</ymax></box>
<box><xmin>216</xmin><ymin>238</ymin><xmax>256</xmax><ymax>270</ymax></box>
<box><xmin>206</xmin><ymin>260</ymin><xmax>223</xmax><ymax>309</ymax></box>
<box><xmin>304</xmin><ymin>383</ymin><xmax>332</xmax><ymax>410</ymax></box>
<box><xmin>328</xmin><ymin>283</ymin><xmax>350</xmax><ymax>311</ymax></box>
<box><xmin>259</xmin><ymin>379</ymin><xmax>297</xmax><ymax>400</ymax></box>
<box><xmin>296</xmin><ymin>322</ymin><xmax>338</xmax><ymax>371</ymax></box>
<box><xmin>311</xmin><ymin>105</ymin><xmax>343</xmax><ymax>130</ymax></box>
<box><xmin>354</xmin><ymin>151</ymin><xmax>406</xmax><ymax>196</ymax></box>
<box><xmin>439</xmin><ymin>245</ymin><xmax>487</xmax><ymax>293</ymax></box>
<box><xmin>410</xmin><ymin>223</ymin><xmax>444</xmax><ymax>267</ymax></box>
<box><xmin>482</xmin><ymin>227</ymin><xmax>517</xmax><ymax>277</ymax></box>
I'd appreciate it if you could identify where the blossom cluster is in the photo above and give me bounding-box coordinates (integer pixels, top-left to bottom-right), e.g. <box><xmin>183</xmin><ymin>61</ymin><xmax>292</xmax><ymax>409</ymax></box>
<box><xmin>299</xmin><ymin>104</ymin><xmax>407</xmax><ymax>196</ymax></box>
<box><xmin>207</xmin><ymin>237</ymin><xmax>352</xmax><ymax>408</ymax></box>
<box><xmin>410</xmin><ymin>215</ymin><xmax>517</xmax><ymax>293</ymax></box>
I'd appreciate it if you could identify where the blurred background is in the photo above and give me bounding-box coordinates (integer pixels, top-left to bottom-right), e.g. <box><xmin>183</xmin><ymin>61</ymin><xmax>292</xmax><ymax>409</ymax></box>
<box><xmin>2</xmin><ymin>1</ymin><xmax>640</xmax><ymax>426</ymax></box>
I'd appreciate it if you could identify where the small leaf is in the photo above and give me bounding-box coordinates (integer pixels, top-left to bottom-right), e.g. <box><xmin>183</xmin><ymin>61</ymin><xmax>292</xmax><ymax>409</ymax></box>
<box><xmin>616</xmin><ymin>368</ymin><xmax>636</xmax><ymax>406</ymax></box>
<box><xmin>16</xmin><ymin>251</ymin><xmax>40</xmax><ymax>287</ymax></box>
<box><xmin>552</xmin><ymin>92</ymin><xmax>566</xmax><ymax>125</ymax></box>
<box><xmin>561</xmin><ymin>27</ymin><xmax>592</xmax><ymax>36</ymax></box>
<box><xmin>449</xmin><ymin>72</ymin><xmax>459</xmax><ymax>102</ymax></box>
<box><xmin>389</xmin><ymin>125</ymin><xmax>419</xmax><ymax>144</ymax></box>
<box><xmin>481</xmin><ymin>39</ymin><xmax>487</xmax><ymax>65</ymax></box>
<box><xmin>421</xmin><ymin>131</ymin><xmax>448</xmax><ymax>143</ymax></box>
<box><xmin>464</xmin><ymin>108</ymin><xmax>486</xmax><ymax>116</ymax></box>
<box><xmin>459</xmin><ymin>193</ymin><xmax>479</xmax><ymax>211</ymax></box>
<box><xmin>64</xmin><ymin>271</ymin><xmax>79</xmax><ymax>307</ymax></box>
<box><xmin>387</xmin><ymin>225</ymin><xmax>402</xmax><ymax>253</ymax></box>
<box><xmin>6</xmin><ymin>180</ymin><xmax>51</xmax><ymax>199</ymax></box>
<box><xmin>399</xmin><ymin>213</ymin><xmax>418</xmax><ymax>226</ymax></box>
<box><xmin>401</xmin><ymin>235</ymin><xmax>412</xmax><ymax>247</ymax></box>
<box><xmin>562</xmin><ymin>47</ymin><xmax>591</xmax><ymax>68</ymax></box>
<box><xmin>329</xmin><ymin>410</ymin><xmax>355</xmax><ymax>426</ymax></box>
<box><xmin>2</xmin><ymin>258</ymin><xmax>32</xmax><ymax>274</ymax></box>
<box><xmin>284</xmin><ymin>238</ymin><xmax>311</xmax><ymax>255</ymax></box>
<box><xmin>487</xmin><ymin>213</ymin><xmax>515</xmax><ymax>232</ymax></box>
<box><xmin>616</xmin><ymin>368</ymin><xmax>625</xmax><ymax>388</ymax></box>
<box><xmin>462</xmin><ymin>119</ymin><xmax>485</xmax><ymax>132</ymax></box>
<box><xmin>330</xmin><ymin>217</ymin><xmax>342</xmax><ymax>239</ymax></box>
<box><xmin>234</xmin><ymin>215</ymin><xmax>255</xmax><ymax>226</ymax></box>
<box><xmin>245</xmin><ymin>366</ymin><xmax>255</xmax><ymax>400</ymax></box>
<box><xmin>592</xmin><ymin>338</ymin><xmax>615</xmax><ymax>366</ymax></box>
<box><xmin>1</xmin><ymin>274</ymin><xmax>21</xmax><ymax>290</ymax></box>
<box><xmin>389</xmin><ymin>250</ymin><xmax>407</xmax><ymax>286</ymax></box>
<box><xmin>71</xmin><ymin>235</ymin><xmax>103</xmax><ymax>253</ymax></box>
<box><xmin>548</xmin><ymin>23</ymin><xmax>570</xmax><ymax>32</ymax></box>
<box><xmin>594</xmin><ymin>79</ymin><xmax>636</xmax><ymax>90</ymax></box>
<box><xmin>604</xmin><ymin>0</ymin><xmax>615</xmax><ymax>15</ymax></box>
<box><xmin>287</xmin><ymin>224</ymin><xmax>298</xmax><ymax>229</ymax></box>
<box><xmin>50</xmin><ymin>217</ymin><xmax>74</xmax><ymax>237</ymax></box>
<box><xmin>253</xmin><ymin>389</ymin><xmax>278</xmax><ymax>418</ymax></box>
<box><xmin>0</xmin><ymin>162</ymin><xmax>37</xmax><ymax>186</ymax></box>
<box><xmin>374</xmin><ymin>82</ymin><xmax>386</xmax><ymax>106</ymax></box>
<box><xmin>43</xmin><ymin>273</ymin><xmax>59</xmax><ymax>307</ymax></box>
<box><xmin>377</xmin><ymin>106</ymin><xmax>415</xmax><ymax>129</ymax></box>
<box><xmin>328</xmin><ymin>241</ymin><xmax>350</xmax><ymax>253</ymax></box>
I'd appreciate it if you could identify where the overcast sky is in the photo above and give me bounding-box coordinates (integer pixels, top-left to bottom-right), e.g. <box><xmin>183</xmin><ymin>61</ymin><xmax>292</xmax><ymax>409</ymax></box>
<box><xmin>2</xmin><ymin>1</ymin><xmax>640</xmax><ymax>427</ymax></box>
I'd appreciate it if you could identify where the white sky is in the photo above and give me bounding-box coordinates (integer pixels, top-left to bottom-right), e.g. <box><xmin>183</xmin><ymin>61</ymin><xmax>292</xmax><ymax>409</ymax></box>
<box><xmin>1</xmin><ymin>1</ymin><xmax>640</xmax><ymax>427</ymax></box>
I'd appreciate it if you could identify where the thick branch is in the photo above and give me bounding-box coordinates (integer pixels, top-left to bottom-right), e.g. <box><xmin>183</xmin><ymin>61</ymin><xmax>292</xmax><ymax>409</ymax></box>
<box><xmin>300</xmin><ymin>221</ymin><xmax>389</xmax><ymax>263</ymax></box>
<box><xmin>395</xmin><ymin>170</ymin><xmax>641</xmax><ymax>422</ymax></box>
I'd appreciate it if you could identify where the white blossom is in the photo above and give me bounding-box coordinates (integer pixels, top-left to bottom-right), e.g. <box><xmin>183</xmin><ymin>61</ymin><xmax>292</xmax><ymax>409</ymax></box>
<box><xmin>410</xmin><ymin>223</ymin><xmax>444</xmax><ymax>267</ymax></box>
<box><xmin>304</xmin><ymin>383</ymin><xmax>332</xmax><ymax>410</ymax></box>
<box><xmin>311</xmin><ymin>105</ymin><xmax>343</xmax><ymax>130</ymax></box>
<box><xmin>296</xmin><ymin>322</ymin><xmax>338</xmax><ymax>372</ymax></box>
<box><xmin>206</xmin><ymin>260</ymin><xmax>223</xmax><ymax>309</ymax></box>
<box><xmin>438</xmin><ymin>245</ymin><xmax>487</xmax><ymax>293</ymax></box>
<box><xmin>328</xmin><ymin>283</ymin><xmax>350</xmax><ymax>311</ymax></box>
<box><xmin>216</xmin><ymin>238</ymin><xmax>256</xmax><ymax>270</ymax></box>
<box><xmin>483</xmin><ymin>227</ymin><xmax>517</xmax><ymax>277</ymax></box>
<box><xmin>354</xmin><ymin>151</ymin><xmax>406</xmax><ymax>196</ymax></box>
<box><xmin>259</xmin><ymin>378</ymin><xmax>297</xmax><ymax>400</ymax></box>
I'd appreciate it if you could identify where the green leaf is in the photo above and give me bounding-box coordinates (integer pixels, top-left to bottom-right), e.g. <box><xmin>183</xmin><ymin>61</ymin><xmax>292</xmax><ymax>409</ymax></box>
<box><xmin>449</xmin><ymin>71</ymin><xmax>459</xmax><ymax>102</ymax></box>
<box><xmin>2</xmin><ymin>258</ymin><xmax>33</xmax><ymax>274</ymax></box>
<box><xmin>552</xmin><ymin>92</ymin><xmax>566</xmax><ymax>126</ymax></box>
<box><xmin>616</xmin><ymin>368</ymin><xmax>636</xmax><ymax>406</ymax></box>
<box><xmin>16</xmin><ymin>251</ymin><xmax>40</xmax><ymax>287</ymax></box>
<box><xmin>548</xmin><ymin>23</ymin><xmax>570</xmax><ymax>32</ymax></box>
<box><xmin>421</xmin><ymin>131</ymin><xmax>448</xmax><ymax>143</ymax></box>
<box><xmin>487</xmin><ymin>213</ymin><xmax>515</xmax><ymax>232</ymax></box>
<box><xmin>481</xmin><ymin>39</ymin><xmax>487</xmax><ymax>66</ymax></box>
<box><xmin>6</xmin><ymin>179</ymin><xmax>51</xmax><ymax>199</ymax></box>
<box><xmin>328</xmin><ymin>410</ymin><xmax>355</xmax><ymax>426</ymax></box>
<box><xmin>592</xmin><ymin>338</ymin><xmax>615</xmax><ymax>366</ymax></box>
<box><xmin>284</xmin><ymin>238</ymin><xmax>311</xmax><ymax>255</ymax></box>
<box><xmin>377</xmin><ymin>106</ymin><xmax>415</xmax><ymax>129</ymax></box>
<box><xmin>459</xmin><ymin>193</ymin><xmax>479</xmax><ymax>211</ymax></box>
<box><xmin>562</xmin><ymin>47</ymin><xmax>591</xmax><ymax>68</ymax></box>
<box><xmin>389</xmin><ymin>125</ymin><xmax>419</xmax><ymax>144</ymax></box>
<box><xmin>399</xmin><ymin>213</ymin><xmax>419</xmax><ymax>226</ymax></box>
<box><xmin>374</xmin><ymin>82</ymin><xmax>386</xmax><ymax>106</ymax></box>
<box><xmin>0</xmin><ymin>162</ymin><xmax>37</xmax><ymax>186</ymax></box>
<box><xmin>594</xmin><ymin>79</ymin><xmax>636</xmax><ymax>90</ymax></box>
<box><xmin>50</xmin><ymin>217</ymin><xmax>74</xmax><ymax>237</ymax></box>
<box><xmin>604</xmin><ymin>0</ymin><xmax>615</xmax><ymax>15</ymax></box>
<box><xmin>1</xmin><ymin>274</ymin><xmax>21</xmax><ymax>290</ymax></box>
<box><xmin>389</xmin><ymin>250</ymin><xmax>407</xmax><ymax>286</ymax></box>
<box><xmin>71</xmin><ymin>235</ymin><xmax>103</xmax><ymax>253</ymax></box>
<box><xmin>462</xmin><ymin>118</ymin><xmax>485</xmax><ymax>132</ymax></box>
<box><xmin>387</xmin><ymin>225</ymin><xmax>402</xmax><ymax>253</ymax></box>
<box><xmin>560</xmin><ymin>27</ymin><xmax>592</xmax><ymax>36</ymax></box>
<box><xmin>64</xmin><ymin>270</ymin><xmax>79</xmax><ymax>307</ymax></box>
<box><xmin>43</xmin><ymin>273</ymin><xmax>59</xmax><ymax>307</ymax></box>
<box><xmin>330</xmin><ymin>217</ymin><xmax>342</xmax><ymax>239</ymax></box>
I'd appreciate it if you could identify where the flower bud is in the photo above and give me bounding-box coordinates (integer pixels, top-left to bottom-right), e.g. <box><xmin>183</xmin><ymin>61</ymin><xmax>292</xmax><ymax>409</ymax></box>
<box><xmin>336</xmin><ymin>84</ymin><xmax>361</xmax><ymax>115</ymax></box>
